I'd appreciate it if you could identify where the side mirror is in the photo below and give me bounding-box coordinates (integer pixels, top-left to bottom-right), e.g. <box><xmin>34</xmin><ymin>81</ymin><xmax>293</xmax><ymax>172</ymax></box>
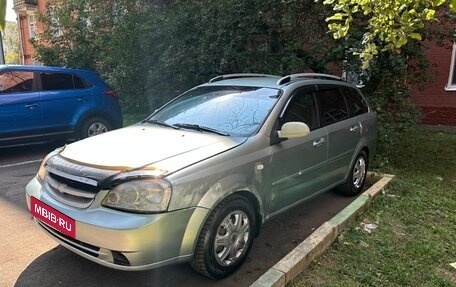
<box><xmin>278</xmin><ymin>122</ymin><xmax>310</xmax><ymax>139</ymax></box>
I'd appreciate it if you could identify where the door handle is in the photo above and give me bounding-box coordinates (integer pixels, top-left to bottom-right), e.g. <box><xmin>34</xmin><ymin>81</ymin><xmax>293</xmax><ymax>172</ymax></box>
<box><xmin>24</xmin><ymin>104</ymin><xmax>38</xmax><ymax>109</ymax></box>
<box><xmin>76</xmin><ymin>98</ymin><xmax>88</xmax><ymax>102</ymax></box>
<box><xmin>313</xmin><ymin>138</ymin><xmax>326</xmax><ymax>147</ymax></box>
<box><xmin>350</xmin><ymin>125</ymin><xmax>360</xmax><ymax>132</ymax></box>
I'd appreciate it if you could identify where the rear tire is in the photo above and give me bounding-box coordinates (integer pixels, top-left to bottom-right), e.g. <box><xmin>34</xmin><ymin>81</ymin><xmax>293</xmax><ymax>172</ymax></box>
<box><xmin>191</xmin><ymin>195</ymin><xmax>256</xmax><ymax>279</ymax></box>
<box><xmin>79</xmin><ymin>117</ymin><xmax>111</xmax><ymax>139</ymax></box>
<box><xmin>337</xmin><ymin>150</ymin><xmax>368</xmax><ymax>196</ymax></box>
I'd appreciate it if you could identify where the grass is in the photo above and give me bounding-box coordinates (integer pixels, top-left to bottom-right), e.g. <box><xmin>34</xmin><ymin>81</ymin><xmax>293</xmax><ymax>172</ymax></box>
<box><xmin>290</xmin><ymin>128</ymin><xmax>456</xmax><ymax>287</ymax></box>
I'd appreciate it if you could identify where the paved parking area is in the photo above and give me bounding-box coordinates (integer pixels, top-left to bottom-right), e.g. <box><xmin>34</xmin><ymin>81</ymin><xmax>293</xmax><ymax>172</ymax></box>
<box><xmin>0</xmin><ymin>144</ymin><xmax>358</xmax><ymax>287</ymax></box>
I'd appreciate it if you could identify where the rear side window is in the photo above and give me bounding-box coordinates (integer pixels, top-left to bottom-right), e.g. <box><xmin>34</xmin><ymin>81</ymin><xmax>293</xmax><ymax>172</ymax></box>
<box><xmin>0</xmin><ymin>71</ymin><xmax>34</xmax><ymax>93</ymax></box>
<box><xmin>40</xmin><ymin>72</ymin><xmax>86</xmax><ymax>91</ymax></box>
<box><xmin>317</xmin><ymin>86</ymin><xmax>349</xmax><ymax>125</ymax></box>
<box><xmin>342</xmin><ymin>87</ymin><xmax>368</xmax><ymax>116</ymax></box>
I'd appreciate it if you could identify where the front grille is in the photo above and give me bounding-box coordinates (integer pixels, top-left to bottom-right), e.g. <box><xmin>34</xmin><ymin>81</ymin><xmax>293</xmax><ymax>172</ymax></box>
<box><xmin>41</xmin><ymin>154</ymin><xmax>120</xmax><ymax>209</ymax></box>
<box><xmin>44</xmin><ymin>165</ymin><xmax>101</xmax><ymax>208</ymax></box>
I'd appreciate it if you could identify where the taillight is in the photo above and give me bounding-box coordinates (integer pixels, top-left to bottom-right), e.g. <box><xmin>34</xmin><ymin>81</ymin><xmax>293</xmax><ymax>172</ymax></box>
<box><xmin>104</xmin><ymin>89</ymin><xmax>118</xmax><ymax>97</ymax></box>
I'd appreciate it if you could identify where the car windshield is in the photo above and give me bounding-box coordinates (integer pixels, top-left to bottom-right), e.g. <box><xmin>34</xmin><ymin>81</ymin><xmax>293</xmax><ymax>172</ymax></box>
<box><xmin>149</xmin><ymin>86</ymin><xmax>280</xmax><ymax>137</ymax></box>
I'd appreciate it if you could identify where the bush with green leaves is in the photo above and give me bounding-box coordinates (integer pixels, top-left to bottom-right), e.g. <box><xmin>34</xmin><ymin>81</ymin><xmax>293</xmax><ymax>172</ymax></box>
<box><xmin>33</xmin><ymin>0</ymin><xmax>451</xmax><ymax>164</ymax></box>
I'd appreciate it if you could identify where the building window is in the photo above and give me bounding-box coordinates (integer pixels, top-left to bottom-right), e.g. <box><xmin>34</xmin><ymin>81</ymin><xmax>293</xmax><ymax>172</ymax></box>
<box><xmin>28</xmin><ymin>14</ymin><xmax>37</xmax><ymax>39</ymax></box>
<box><xmin>447</xmin><ymin>42</ymin><xmax>456</xmax><ymax>91</ymax></box>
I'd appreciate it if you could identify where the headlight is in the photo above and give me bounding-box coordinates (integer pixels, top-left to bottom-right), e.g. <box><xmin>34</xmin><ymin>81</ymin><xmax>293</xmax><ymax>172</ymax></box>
<box><xmin>102</xmin><ymin>179</ymin><xmax>172</xmax><ymax>213</ymax></box>
<box><xmin>37</xmin><ymin>148</ymin><xmax>63</xmax><ymax>182</ymax></box>
<box><xmin>37</xmin><ymin>162</ymin><xmax>47</xmax><ymax>182</ymax></box>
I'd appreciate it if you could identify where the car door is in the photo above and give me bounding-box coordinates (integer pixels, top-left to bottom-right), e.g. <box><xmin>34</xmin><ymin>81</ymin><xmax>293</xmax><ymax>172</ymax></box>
<box><xmin>316</xmin><ymin>85</ymin><xmax>362</xmax><ymax>185</ymax></box>
<box><xmin>0</xmin><ymin>70</ymin><xmax>42</xmax><ymax>141</ymax></box>
<box><xmin>39</xmin><ymin>72</ymin><xmax>92</xmax><ymax>134</ymax></box>
<box><xmin>268</xmin><ymin>86</ymin><xmax>329</xmax><ymax>215</ymax></box>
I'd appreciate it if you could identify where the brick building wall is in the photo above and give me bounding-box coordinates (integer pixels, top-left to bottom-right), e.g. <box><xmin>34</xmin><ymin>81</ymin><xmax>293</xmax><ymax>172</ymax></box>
<box><xmin>14</xmin><ymin>0</ymin><xmax>47</xmax><ymax>65</ymax></box>
<box><xmin>410</xmin><ymin>41</ymin><xmax>456</xmax><ymax>126</ymax></box>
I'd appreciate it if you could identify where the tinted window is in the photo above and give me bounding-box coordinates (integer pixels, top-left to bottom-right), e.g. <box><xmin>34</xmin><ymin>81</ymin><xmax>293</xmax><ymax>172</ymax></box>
<box><xmin>317</xmin><ymin>86</ymin><xmax>349</xmax><ymax>125</ymax></box>
<box><xmin>283</xmin><ymin>89</ymin><xmax>319</xmax><ymax>130</ymax></box>
<box><xmin>151</xmin><ymin>86</ymin><xmax>280</xmax><ymax>137</ymax></box>
<box><xmin>73</xmin><ymin>75</ymin><xmax>86</xmax><ymax>89</ymax></box>
<box><xmin>40</xmin><ymin>72</ymin><xmax>86</xmax><ymax>91</ymax></box>
<box><xmin>342</xmin><ymin>87</ymin><xmax>368</xmax><ymax>116</ymax></box>
<box><xmin>0</xmin><ymin>71</ymin><xmax>34</xmax><ymax>93</ymax></box>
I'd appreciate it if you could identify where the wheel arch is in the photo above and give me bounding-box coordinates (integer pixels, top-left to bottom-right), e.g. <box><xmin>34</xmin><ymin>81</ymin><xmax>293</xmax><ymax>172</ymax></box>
<box><xmin>188</xmin><ymin>191</ymin><xmax>261</xmax><ymax>278</ymax></box>
<box><xmin>178</xmin><ymin>189</ymin><xmax>263</xmax><ymax>261</ymax></box>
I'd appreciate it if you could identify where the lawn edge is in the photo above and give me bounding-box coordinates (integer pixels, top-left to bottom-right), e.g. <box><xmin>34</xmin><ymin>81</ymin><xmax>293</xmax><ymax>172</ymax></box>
<box><xmin>249</xmin><ymin>173</ymin><xmax>395</xmax><ymax>287</ymax></box>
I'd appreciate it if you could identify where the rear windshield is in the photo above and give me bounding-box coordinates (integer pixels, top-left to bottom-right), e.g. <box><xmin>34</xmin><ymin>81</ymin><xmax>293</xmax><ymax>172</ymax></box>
<box><xmin>150</xmin><ymin>86</ymin><xmax>280</xmax><ymax>137</ymax></box>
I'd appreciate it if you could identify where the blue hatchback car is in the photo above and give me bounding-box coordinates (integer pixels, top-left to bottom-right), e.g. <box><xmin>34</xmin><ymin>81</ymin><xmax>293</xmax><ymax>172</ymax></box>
<box><xmin>0</xmin><ymin>65</ymin><xmax>122</xmax><ymax>147</ymax></box>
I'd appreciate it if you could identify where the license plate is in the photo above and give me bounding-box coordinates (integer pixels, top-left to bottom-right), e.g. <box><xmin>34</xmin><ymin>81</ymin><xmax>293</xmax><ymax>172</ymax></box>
<box><xmin>30</xmin><ymin>196</ymin><xmax>76</xmax><ymax>238</ymax></box>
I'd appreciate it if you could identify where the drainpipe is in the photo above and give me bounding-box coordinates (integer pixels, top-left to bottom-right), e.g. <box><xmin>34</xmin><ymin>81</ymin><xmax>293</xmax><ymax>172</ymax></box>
<box><xmin>17</xmin><ymin>14</ymin><xmax>26</xmax><ymax>64</ymax></box>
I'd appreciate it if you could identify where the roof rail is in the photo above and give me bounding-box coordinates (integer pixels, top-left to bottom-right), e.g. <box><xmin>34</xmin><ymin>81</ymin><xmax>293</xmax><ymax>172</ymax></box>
<box><xmin>276</xmin><ymin>73</ymin><xmax>343</xmax><ymax>86</ymax></box>
<box><xmin>209</xmin><ymin>73</ymin><xmax>277</xmax><ymax>83</ymax></box>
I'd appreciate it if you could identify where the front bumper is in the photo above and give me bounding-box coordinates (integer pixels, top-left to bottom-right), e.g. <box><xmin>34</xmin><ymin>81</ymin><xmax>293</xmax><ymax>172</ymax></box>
<box><xmin>25</xmin><ymin>176</ymin><xmax>209</xmax><ymax>271</ymax></box>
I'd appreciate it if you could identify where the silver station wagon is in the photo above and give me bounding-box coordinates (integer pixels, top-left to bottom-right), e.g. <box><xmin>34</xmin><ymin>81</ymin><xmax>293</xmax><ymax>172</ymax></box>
<box><xmin>26</xmin><ymin>73</ymin><xmax>377</xmax><ymax>279</ymax></box>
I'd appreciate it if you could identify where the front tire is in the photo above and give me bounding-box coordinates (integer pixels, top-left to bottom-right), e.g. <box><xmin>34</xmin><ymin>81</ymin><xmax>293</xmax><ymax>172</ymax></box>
<box><xmin>191</xmin><ymin>195</ymin><xmax>256</xmax><ymax>279</ymax></box>
<box><xmin>337</xmin><ymin>150</ymin><xmax>368</xmax><ymax>196</ymax></box>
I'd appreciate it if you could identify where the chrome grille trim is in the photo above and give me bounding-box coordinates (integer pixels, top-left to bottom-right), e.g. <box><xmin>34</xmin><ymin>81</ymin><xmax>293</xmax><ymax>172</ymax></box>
<box><xmin>42</xmin><ymin>154</ymin><xmax>119</xmax><ymax>208</ymax></box>
<box><xmin>46</xmin><ymin>174</ymin><xmax>96</xmax><ymax>199</ymax></box>
<box><xmin>46</xmin><ymin>165</ymin><xmax>98</xmax><ymax>186</ymax></box>
<box><xmin>45</xmin><ymin>179</ymin><xmax>95</xmax><ymax>208</ymax></box>
<box><xmin>44</xmin><ymin>170</ymin><xmax>99</xmax><ymax>208</ymax></box>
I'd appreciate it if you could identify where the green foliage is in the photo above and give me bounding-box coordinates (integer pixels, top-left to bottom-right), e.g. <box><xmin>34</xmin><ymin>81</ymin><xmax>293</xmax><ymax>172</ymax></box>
<box><xmin>330</xmin><ymin>31</ymin><xmax>425</xmax><ymax>166</ymax></box>
<box><xmin>4</xmin><ymin>21</ymin><xmax>19</xmax><ymax>64</ymax></box>
<box><xmin>5</xmin><ymin>51</ymin><xmax>19</xmax><ymax>64</ymax></box>
<box><xmin>34</xmin><ymin>1</ymin><xmax>432</xmax><ymax>164</ymax></box>
<box><xmin>321</xmin><ymin>0</ymin><xmax>456</xmax><ymax>68</ymax></box>
<box><xmin>0</xmin><ymin>0</ymin><xmax>5</xmax><ymax>31</ymax></box>
<box><xmin>33</xmin><ymin>0</ymin><xmax>335</xmax><ymax>113</ymax></box>
<box><xmin>361</xmin><ymin>45</ymin><xmax>425</xmax><ymax>167</ymax></box>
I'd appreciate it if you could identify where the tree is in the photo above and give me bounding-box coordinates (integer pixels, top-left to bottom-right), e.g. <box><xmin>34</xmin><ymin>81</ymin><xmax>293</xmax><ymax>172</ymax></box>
<box><xmin>4</xmin><ymin>21</ymin><xmax>19</xmax><ymax>64</ymax></box>
<box><xmin>321</xmin><ymin>0</ymin><xmax>456</xmax><ymax>68</ymax></box>
<box><xmin>34</xmin><ymin>0</ymin><xmax>336</xmax><ymax>114</ymax></box>
<box><xmin>0</xmin><ymin>0</ymin><xmax>5</xmax><ymax>31</ymax></box>
<box><xmin>33</xmin><ymin>1</ymin><xmax>436</xmax><ymax>162</ymax></box>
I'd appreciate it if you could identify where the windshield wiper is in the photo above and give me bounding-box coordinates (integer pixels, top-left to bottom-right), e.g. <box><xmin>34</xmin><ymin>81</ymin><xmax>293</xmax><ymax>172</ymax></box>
<box><xmin>174</xmin><ymin>123</ymin><xmax>230</xmax><ymax>136</ymax></box>
<box><xmin>143</xmin><ymin>119</ymin><xmax>180</xmax><ymax>129</ymax></box>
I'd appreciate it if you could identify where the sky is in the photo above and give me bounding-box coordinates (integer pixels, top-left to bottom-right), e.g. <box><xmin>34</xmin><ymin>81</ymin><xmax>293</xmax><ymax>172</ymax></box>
<box><xmin>6</xmin><ymin>0</ymin><xmax>16</xmax><ymax>22</ymax></box>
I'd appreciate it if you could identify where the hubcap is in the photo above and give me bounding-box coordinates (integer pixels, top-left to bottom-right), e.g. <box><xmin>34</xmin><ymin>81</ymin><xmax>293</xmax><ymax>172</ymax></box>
<box><xmin>214</xmin><ymin>210</ymin><xmax>250</xmax><ymax>267</ymax></box>
<box><xmin>87</xmin><ymin>123</ymin><xmax>108</xmax><ymax>137</ymax></box>
<box><xmin>353</xmin><ymin>156</ymin><xmax>366</xmax><ymax>189</ymax></box>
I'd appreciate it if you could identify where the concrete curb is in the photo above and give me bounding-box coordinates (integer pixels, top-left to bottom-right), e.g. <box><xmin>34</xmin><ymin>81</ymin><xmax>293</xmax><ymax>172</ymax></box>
<box><xmin>250</xmin><ymin>173</ymin><xmax>395</xmax><ymax>287</ymax></box>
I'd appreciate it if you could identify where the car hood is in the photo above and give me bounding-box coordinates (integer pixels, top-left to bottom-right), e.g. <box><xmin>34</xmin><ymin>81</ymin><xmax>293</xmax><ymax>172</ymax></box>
<box><xmin>59</xmin><ymin>124</ymin><xmax>246</xmax><ymax>175</ymax></box>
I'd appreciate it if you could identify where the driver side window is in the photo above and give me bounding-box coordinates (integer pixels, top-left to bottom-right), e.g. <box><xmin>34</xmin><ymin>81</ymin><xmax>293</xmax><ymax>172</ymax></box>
<box><xmin>282</xmin><ymin>88</ymin><xmax>319</xmax><ymax>130</ymax></box>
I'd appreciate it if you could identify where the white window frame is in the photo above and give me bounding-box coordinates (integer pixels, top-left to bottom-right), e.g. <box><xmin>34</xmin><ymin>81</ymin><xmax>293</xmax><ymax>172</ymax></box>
<box><xmin>446</xmin><ymin>42</ymin><xmax>456</xmax><ymax>91</ymax></box>
<box><xmin>28</xmin><ymin>13</ymin><xmax>37</xmax><ymax>40</ymax></box>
